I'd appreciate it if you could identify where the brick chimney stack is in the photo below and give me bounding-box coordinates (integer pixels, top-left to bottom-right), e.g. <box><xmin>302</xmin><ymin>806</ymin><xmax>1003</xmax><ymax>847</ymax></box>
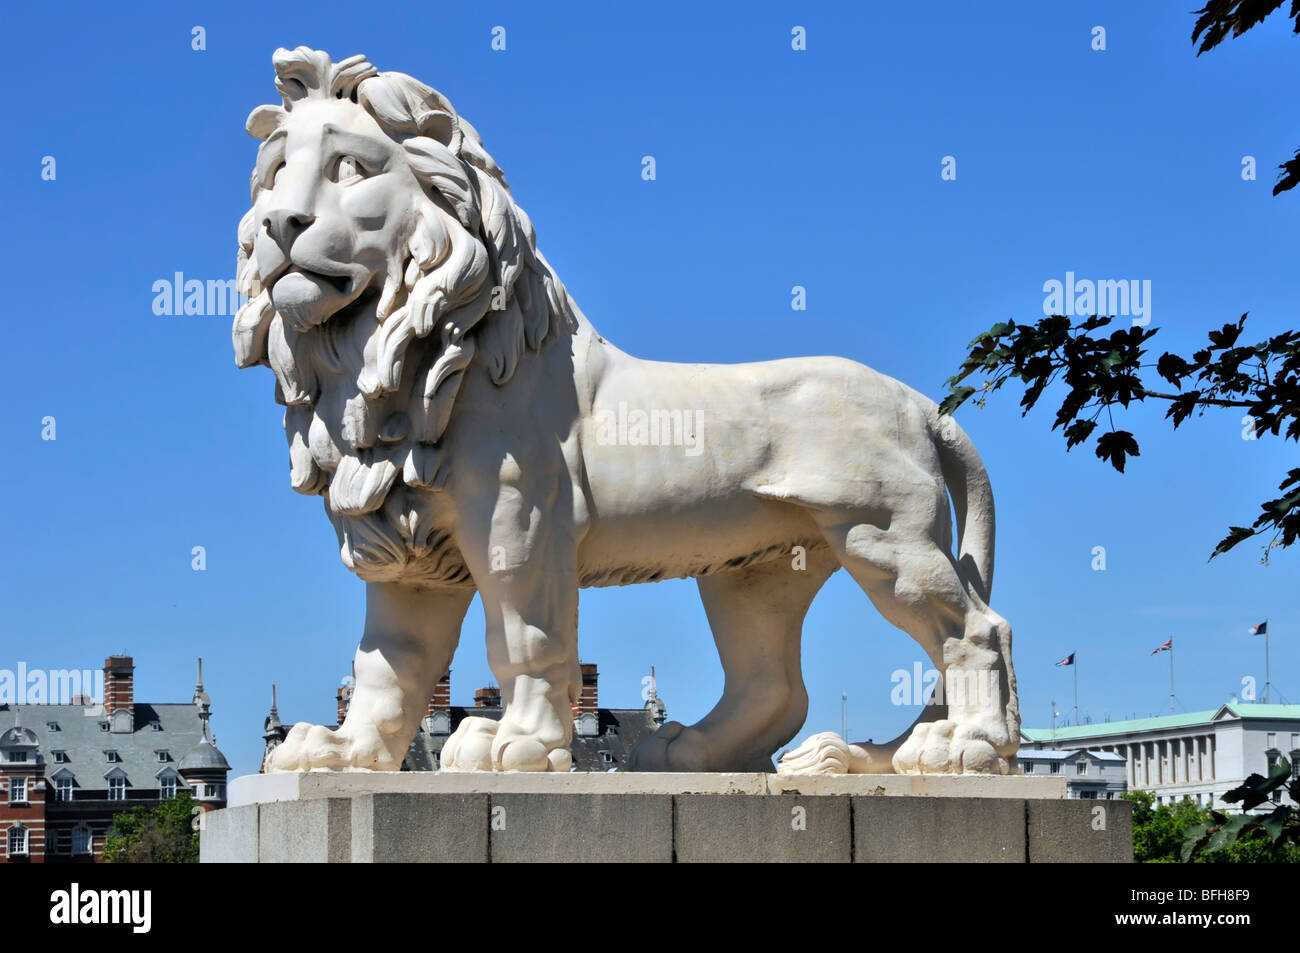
<box><xmin>336</xmin><ymin>684</ymin><xmax>352</xmax><ymax>726</ymax></box>
<box><xmin>104</xmin><ymin>655</ymin><xmax>134</xmax><ymax>716</ymax></box>
<box><xmin>474</xmin><ymin>686</ymin><xmax>501</xmax><ymax>708</ymax></box>
<box><xmin>428</xmin><ymin>673</ymin><xmax>451</xmax><ymax>716</ymax></box>
<box><xmin>573</xmin><ymin>663</ymin><xmax>598</xmax><ymax>718</ymax></box>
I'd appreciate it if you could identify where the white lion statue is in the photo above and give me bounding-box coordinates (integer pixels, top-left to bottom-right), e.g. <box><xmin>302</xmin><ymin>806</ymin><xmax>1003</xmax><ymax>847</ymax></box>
<box><xmin>234</xmin><ymin>47</ymin><xmax>1019</xmax><ymax>775</ymax></box>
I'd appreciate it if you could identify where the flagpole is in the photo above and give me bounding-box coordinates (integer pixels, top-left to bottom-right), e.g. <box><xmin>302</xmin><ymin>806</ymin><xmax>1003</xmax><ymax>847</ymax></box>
<box><xmin>1169</xmin><ymin>639</ymin><xmax>1175</xmax><ymax>715</ymax></box>
<box><xmin>1073</xmin><ymin>658</ymin><xmax>1079</xmax><ymax>725</ymax></box>
<box><xmin>1266</xmin><ymin>621</ymin><xmax>1271</xmax><ymax>704</ymax></box>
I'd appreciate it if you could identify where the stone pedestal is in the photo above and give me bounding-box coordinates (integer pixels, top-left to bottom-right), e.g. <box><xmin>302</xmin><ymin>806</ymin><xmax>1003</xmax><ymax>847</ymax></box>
<box><xmin>200</xmin><ymin>773</ymin><xmax>1131</xmax><ymax>863</ymax></box>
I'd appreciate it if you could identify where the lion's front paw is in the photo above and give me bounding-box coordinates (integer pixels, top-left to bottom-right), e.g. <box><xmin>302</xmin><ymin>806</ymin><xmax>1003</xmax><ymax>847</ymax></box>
<box><xmin>268</xmin><ymin>721</ymin><xmax>400</xmax><ymax>772</ymax></box>
<box><xmin>627</xmin><ymin>721</ymin><xmax>714</xmax><ymax>772</ymax></box>
<box><xmin>891</xmin><ymin>719</ymin><xmax>1010</xmax><ymax>775</ymax></box>
<box><xmin>440</xmin><ymin>716</ymin><xmax>571</xmax><ymax>772</ymax></box>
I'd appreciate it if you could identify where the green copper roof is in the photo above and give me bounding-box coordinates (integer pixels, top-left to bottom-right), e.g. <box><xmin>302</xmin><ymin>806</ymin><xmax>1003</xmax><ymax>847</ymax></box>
<box><xmin>1022</xmin><ymin>704</ymin><xmax>1300</xmax><ymax>742</ymax></box>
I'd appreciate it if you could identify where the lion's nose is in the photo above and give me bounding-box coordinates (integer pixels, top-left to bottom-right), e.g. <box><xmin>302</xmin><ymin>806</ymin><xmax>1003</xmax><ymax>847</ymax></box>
<box><xmin>263</xmin><ymin>208</ymin><xmax>316</xmax><ymax>252</ymax></box>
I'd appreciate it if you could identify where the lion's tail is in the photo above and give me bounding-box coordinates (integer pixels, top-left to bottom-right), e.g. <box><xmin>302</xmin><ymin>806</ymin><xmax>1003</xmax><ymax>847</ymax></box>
<box><xmin>929</xmin><ymin>407</ymin><xmax>996</xmax><ymax>605</ymax></box>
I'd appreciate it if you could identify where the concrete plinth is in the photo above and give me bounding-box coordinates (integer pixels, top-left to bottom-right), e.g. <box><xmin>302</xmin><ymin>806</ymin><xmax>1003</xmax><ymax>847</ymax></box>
<box><xmin>200</xmin><ymin>772</ymin><xmax>1130</xmax><ymax>863</ymax></box>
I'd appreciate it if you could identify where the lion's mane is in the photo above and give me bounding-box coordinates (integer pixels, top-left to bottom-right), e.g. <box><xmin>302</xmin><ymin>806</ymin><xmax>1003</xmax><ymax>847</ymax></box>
<box><xmin>233</xmin><ymin>47</ymin><xmax>577</xmax><ymax>583</ymax></box>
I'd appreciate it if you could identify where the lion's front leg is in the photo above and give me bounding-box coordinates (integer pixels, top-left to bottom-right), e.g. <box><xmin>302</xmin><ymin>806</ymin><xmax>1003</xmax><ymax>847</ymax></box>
<box><xmin>441</xmin><ymin>489</ymin><xmax>580</xmax><ymax>773</ymax></box>
<box><xmin>270</xmin><ymin>582</ymin><xmax>472</xmax><ymax>772</ymax></box>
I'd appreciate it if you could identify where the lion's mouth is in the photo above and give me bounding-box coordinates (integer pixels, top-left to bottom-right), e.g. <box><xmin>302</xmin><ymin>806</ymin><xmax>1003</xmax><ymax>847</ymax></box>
<box><xmin>288</xmin><ymin>266</ymin><xmax>352</xmax><ymax>296</ymax></box>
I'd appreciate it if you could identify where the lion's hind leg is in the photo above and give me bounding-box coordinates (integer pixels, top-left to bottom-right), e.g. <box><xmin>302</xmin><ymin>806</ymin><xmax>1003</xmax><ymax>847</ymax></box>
<box><xmin>815</xmin><ymin>513</ymin><xmax>1017</xmax><ymax>775</ymax></box>
<box><xmin>628</xmin><ymin>548</ymin><xmax>835</xmax><ymax>773</ymax></box>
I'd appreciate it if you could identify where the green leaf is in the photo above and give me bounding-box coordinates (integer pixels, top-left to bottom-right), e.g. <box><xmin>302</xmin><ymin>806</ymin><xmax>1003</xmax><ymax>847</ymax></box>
<box><xmin>1094</xmin><ymin>430</ymin><xmax>1140</xmax><ymax>473</ymax></box>
<box><xmin>1205</xmin><ymin>813</ymin><xmax>1255</xmax><ymax>854</ymax></box>
<box><xmin>938</xmin><ymin>386</ymin><xmax>976</xmax><ymax>417</ymax></box>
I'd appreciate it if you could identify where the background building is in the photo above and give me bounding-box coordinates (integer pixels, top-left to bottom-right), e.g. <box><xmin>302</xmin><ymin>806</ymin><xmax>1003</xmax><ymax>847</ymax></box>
<box><xmin>1020</xmin><ymin>703</ymin><xmax>1300</xmax><ymax>809</ymax></box>
<box><xmin>0</xmin><ymin>656</ymin><xmax>229</xmax><ymax>862</ymax></box>
<box><xmin>1017</xmin><ymin>748</ymin><xmax>1126</xmax><ymax>799</ymax></box>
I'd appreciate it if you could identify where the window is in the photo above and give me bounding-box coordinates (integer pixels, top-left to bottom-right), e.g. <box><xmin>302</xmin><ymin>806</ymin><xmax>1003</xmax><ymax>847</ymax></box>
<box><xmin>155</xmin><ymin>750</ymin><xmax>170</xmax><ymax>763</ymax></box>
<box><xmin>8</xmin><ymin>750</ymin><xmax>27</xmax><ymax>763</ymax></box>
<box><xmin>1021</xmin><ymin>761</ymin><xmax>1033</xmax><ymax>774</ymax></box>
<box><xmin>1080</xmin><ymin>790</ymin><xmax>1097</xmax><ymax>799</ymax></box>
<box><xmin>1076</xmin><ymin>761</ymin><xmax>1088</xmax><ymax>776</ymax></box>
<box><xmin>99</xmin><ymin>722</ymin><xmax>109</xmax><ymax>732</ymax></box>
<box><xmin>53</xmin><ymin>750</ymin><xmax>68</xmax><ymax>764</ymax></box>
<box><xmin>159</xmin><ymin>776</ymin><xmax>177</xmax><ymax>799</ymax></box>
<box><xmin>209</xmin><ymin>783</ymin><xmax>225</xmax><ymax>801</ymax></box>
<box><xmin>1050</xmin><ymin>762</ymin><xmax>1061</xmax><ymax>774</ymax></box>
<box><xmin>151</xmin><ymin>723</ymin><xmax>163</xmax><ymax>732</ymax></box>
<box><xmin>108</xmin><ymin>777</ymin><xmax>126</xmax><ymax>801</ymax></box>
<box><xmin>54</xmin><ymin>777</ymin><xmax>72</xmax><ymax>801</ymax></box>
<box><xmin>599</xmin><ymin>750</ymin><xmax>615</xmax><ymax>764</ymax></box>
<box><xmin>54</xmin><ymin>829</ymin><xmax>71</xmax><ymax>854</ymax></box>
<box><xmin>1268</xmin><ymin>732</ymin><xmax>1277</xmax><ymax>748</ymax></box>
<box><xmin>7</xmin><ymin>826</ymin><xmax>27</xmax><ymax>856</ymax></box>
<box><xmin>72</xmin><ymin>826</ymin><xmax>91</xmax><ymax>855</ymax></box>
<box><xmin>105</xmin><ymin>750</ymin><xmax>121</xmax><ymax>763</ymax></box>
<box><xmin>9</xmin><ymin>777</ymin><xmax>27</xmax><ymax>804</ymax></box>
<box><xmin>46</xmin><ymin>721</ymin><xmax>60</xmax><ymax>732</ymax></box>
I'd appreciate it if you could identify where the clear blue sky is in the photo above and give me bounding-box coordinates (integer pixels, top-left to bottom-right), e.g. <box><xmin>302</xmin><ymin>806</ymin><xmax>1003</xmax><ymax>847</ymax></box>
<box><xmin>3</xmin><ymin>2</ymin><xmax>1297</xmax><ymax>776</ymax></box>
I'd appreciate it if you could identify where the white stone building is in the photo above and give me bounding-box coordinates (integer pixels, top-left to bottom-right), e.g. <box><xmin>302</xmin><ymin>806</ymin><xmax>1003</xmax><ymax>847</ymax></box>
<box><xmin>1020</xmin><ymin>703</ymin><xmax>1300</xmax><ymax>810</ymax></box>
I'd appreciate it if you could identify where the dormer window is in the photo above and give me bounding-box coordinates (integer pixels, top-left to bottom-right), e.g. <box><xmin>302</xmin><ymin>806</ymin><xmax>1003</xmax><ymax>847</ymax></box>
<box><xmin>8</xmin><ymin>751</ymin><xmax>27</xmax><ymax>764</ymax></box>
<box><xmin>46</xmin><ymin>721</ymin><xmax>59</xmax><ymax>732</ymax></box>
<box><xmin>104</xmin><ymin>750</ymin><xmax>121</xmax><ymax>763</ymax></box>
<box><xmin>107</xmin><ymin>777</ymin><xmax>126</xmax><ymax>801</ymax></box>
<box><xmin>54</xmin><ymin>776</ymin><xmax>73</xmax><ymax>801</ymax></box>
<box><xmin>155</xmin><ymin>750</ymin><xmax>170</xmax><ymax>763</ymax></box>
<box><xmin>151</xmin><ymin>723</ymin><xmax>163</xmax><ymax>732</ymax></box>
<box><xmin>159</xmin><ymin>775</ymin><xmax>177</xmax><ymax>799</ymax></box>
<box><xmin>99</xmin><ymin>722</ymin><xmax>109</xmax><ymax>732</ymax></box>
<box><xmin>53</xmin><ymin>750</ymin><xmax>68</xmax><ymax>764</ymax></box>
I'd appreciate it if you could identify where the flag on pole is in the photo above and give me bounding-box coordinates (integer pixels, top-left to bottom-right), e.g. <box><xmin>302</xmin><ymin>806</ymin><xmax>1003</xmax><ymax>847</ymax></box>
<box><xmin>1249</xmin><ymin>621</ymin><xmax>1268</xmax><ymax>635</ymax></box>
<box><xmin>1056</xmin><ymin>653</ymin><xmax>1075</xmax><ymax>666</ymax></box>
<box><xmin>1150</xmin><ymin>638</ymin><xmax>1172</xmax><ymax>655</ymax></box>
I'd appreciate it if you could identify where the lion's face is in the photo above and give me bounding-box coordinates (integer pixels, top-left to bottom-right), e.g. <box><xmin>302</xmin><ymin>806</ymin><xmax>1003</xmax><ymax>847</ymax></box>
<box><xmin>253</xmin><ymin>98</ymin><xmax>417</xmax><ymax>332</ymax></box>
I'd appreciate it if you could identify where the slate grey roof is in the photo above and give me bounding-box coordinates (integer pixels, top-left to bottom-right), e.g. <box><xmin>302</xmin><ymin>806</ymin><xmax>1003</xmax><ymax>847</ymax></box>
<box><xmin>178</xmin><ymin>739</ymin><xmax>231</xmax><ymax>772</ymax></box>
<box><xmin>0</xmin><ymin>702</ymin><xmax>219</xmax><ymax>796</ymax></box>
<box><xmin>405</xmin><ymin>705</ymin><xmax>663</xmax><ymax>772</ymax></box>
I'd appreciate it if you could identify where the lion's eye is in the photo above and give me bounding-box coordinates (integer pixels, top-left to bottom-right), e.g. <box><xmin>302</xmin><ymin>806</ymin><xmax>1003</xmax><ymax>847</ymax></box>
<box><xmin>335</xmin><ymin>155</ymin><xmax>363</xmax><ymax>183</ymax></box>
<box><xmin>266</xmin><ymin>161</ymin><xmax>285</xmax><ymax>188</ymax></box>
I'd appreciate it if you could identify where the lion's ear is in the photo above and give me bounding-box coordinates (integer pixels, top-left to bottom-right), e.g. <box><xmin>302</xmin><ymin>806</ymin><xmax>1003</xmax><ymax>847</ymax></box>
<box><xmin>246</xmin><ymin>105</ymin><xmax>284</xmax><ymax>139</ymax></box>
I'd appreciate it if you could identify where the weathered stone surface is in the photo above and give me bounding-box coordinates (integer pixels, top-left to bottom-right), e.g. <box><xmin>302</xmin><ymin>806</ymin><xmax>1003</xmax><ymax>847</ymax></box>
<box><xmin>202</xmin><ymin>788</ymin><xmax>1131</xmax><ymax>863</ymax></box>
<box><xmin>257</xmin><ymin>797</ymin><xmax>350</xmax><ymax>863</ymax></box>
<box><xmin>229</xmin><ymin>770</ymin><xmax>1061</xmax><ymax>807</ymax></box>
<box><xmin>1027</xmin><ymin>798</ymin><xmax>1133</xmax><ymax>863</ymax></box>
<box><xmin>853</xmin><ymin>796</ymin><xmax>1026</xmax><ymax>863</ymax></box>
<box><xmin>489</xmin><ymin>793</ymin><xmax>672</xmax><ymax>863</ymax></box>
<box><xmin>675</xmin><ymin>794</ymin><xmax>852</xmax><ymax>863</ymax></box>
<box><xmin>351</xmin><ymin>792</ymin><xmax>488</xmax><ymax>863</ymax></box>
<box><xmin>199</xmin><ymin>804</ymin><xmax>257</xmax><ymax>863</ymax></box>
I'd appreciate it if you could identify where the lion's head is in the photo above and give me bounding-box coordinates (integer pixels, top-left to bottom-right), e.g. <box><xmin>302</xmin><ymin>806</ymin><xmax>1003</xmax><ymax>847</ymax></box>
<box><xmin>233</xmin><ymin>47</ymin><xmax>577</xmax><ymax>583</ymax></box>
